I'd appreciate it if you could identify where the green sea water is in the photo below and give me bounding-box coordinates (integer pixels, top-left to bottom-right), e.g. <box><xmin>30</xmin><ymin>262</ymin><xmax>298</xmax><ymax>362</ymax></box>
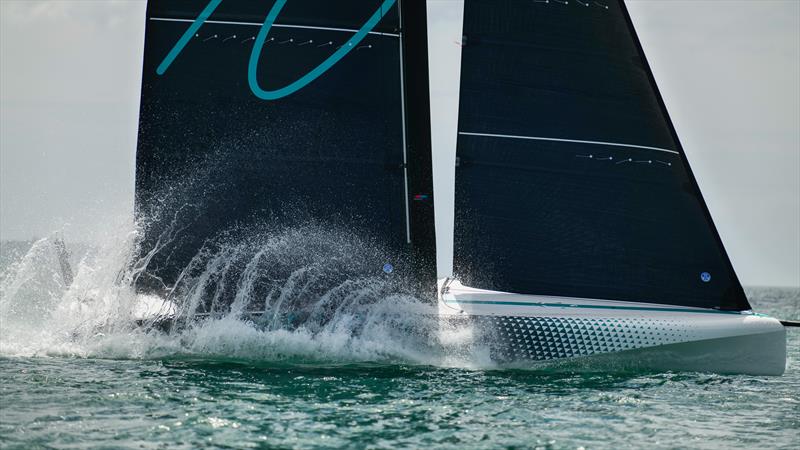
<box><xmin>0</xmin><ymin>239</ymin><xmax>798</xmax><ymax>449</ymax></box>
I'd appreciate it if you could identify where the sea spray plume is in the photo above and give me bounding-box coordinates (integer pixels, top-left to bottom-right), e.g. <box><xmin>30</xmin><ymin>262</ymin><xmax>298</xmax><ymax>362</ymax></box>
<box><xmin>132</xmin><ymin>148</ymin><xmax>222</xmax><ymax>296</ymax></box>
<box><xmin>134</xmin><ymin>144</ymin><xmax>411</xmax><ymax>311</ymax></box>
<box><xmin>135</xmin><ymin>152</ymin><xmax>469</xmax><ymax>361</ymax></box>
<box><xmin>0</xmin><ymin>155</ymin><xmax>485</xmax><ymax>364</ymax></box>
<box><xmin>0</xmin><ymin>224</ymin><xmax>487</xmax><ymax>365</ymax></box>
<box><xmin>130</xmin><ymin>202</ymin><xmax>485</xmax><ymax>364</ymax></box>
<box><xmin>0</xmin><ymin>217</ymin><xmax>151</xmax><ymax>357</ymax></box>
<box><xmin>134</xmin><ymin>148</ymin><xmax>430</xmax><ymax>333</ymax></box>
<box><xmin>160</xmin><ymin>223</ymin><xmax>422</xmax><ymax>325</ymax></box>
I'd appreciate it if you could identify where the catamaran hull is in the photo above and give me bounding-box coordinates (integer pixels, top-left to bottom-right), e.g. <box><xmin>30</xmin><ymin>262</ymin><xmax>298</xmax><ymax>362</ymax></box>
<box><xmin>439</xmin><ymin>282</ymin><xmax>787</xmax><ymax>375</ymax></box>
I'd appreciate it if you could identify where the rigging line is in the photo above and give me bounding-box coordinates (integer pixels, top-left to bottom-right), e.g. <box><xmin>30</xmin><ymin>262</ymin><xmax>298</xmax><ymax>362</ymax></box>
<box><xmin>149</xmin><ymin>17</ymin><xmax>400</xmax><ymax>37</ymax></box>
<box><xmin>458</xmin><ymin>131</ymin><xmax>680</xmax><ymax>155</ymax></box>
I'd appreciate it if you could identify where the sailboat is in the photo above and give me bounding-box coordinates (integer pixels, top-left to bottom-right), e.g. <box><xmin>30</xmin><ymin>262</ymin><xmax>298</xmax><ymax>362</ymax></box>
<box><xmin>133</xmin><ymin>0</ymin><xmax>789</xmax><ymax>374</ymax></box>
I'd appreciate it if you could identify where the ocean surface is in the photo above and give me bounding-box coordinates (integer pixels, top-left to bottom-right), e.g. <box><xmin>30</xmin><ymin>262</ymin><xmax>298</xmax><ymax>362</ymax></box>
<box><xmin>0</xmin><ymin>238</ymin><xmax>798</xmax><ymax>449</ymax></box>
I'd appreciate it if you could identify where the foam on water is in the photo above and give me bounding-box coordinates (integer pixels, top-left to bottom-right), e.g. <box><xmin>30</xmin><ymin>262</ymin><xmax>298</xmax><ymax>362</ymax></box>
<box><xmin>0</xmin><ymin>218</ymin><xmax>488</xmax><ymax>368</ymax></box>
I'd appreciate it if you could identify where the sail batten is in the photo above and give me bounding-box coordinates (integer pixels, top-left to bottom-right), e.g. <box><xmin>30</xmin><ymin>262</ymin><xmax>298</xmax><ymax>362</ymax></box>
<box><xmin>457</xmin><ymin>132</ymin><xmax>679</xmax><ymax>155</ymax></box>
<box><xmin>148</xmin><ymin>17</ymin><xmax>402</xmax><ymax>37</ymax></box>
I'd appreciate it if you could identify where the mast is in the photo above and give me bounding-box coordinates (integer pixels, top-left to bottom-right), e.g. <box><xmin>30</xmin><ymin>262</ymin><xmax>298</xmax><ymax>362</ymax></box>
<box><xmin>426</xmin><ymin>0</ymin><xmax>465</xmax><ymax>281</ymax></box>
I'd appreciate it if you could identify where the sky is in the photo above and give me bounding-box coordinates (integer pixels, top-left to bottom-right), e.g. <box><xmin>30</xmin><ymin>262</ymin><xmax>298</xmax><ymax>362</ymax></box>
<box><xmin>1</xmin><ymin>0</ymin><xmax>798</xmax><ymax>287</ymax></box>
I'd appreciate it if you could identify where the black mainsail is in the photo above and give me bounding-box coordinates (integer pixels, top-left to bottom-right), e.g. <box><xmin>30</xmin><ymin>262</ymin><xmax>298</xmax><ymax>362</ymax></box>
<box><xmin>452</xmin><ymin>0</ymin><xmax>750</xmax><ymax>310</ymax></box>
<box><xmin>135</xmin><ymin>0</ymin><xmax>435</xmax><ymax>294</ymax></box>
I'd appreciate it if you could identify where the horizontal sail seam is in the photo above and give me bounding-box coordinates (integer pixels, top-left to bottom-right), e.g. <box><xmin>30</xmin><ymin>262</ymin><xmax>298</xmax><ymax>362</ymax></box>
<box><xmin>459</xmin><ymin>131</ymin><xmax>680</xmax><ymax>155</ymax></box>
<box><xmin>149</xmin><ymin>17</ymin><xmax>400</xmax><ymax>37</ymax></box>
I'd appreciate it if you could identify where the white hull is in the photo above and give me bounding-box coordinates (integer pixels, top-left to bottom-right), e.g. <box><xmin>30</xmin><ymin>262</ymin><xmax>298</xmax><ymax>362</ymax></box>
<box><xmin>438</xmin><ymin>280</ymin><xmax>787</xmax><ymax>375</ymax></box>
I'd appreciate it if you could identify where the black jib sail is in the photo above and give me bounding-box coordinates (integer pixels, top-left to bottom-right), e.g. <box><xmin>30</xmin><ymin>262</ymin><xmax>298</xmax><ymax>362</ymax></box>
<box><xmin>135</xmin><ymin>0</ymin><xmax>435</xmax><ymax>295</ymax></box>
<box><xmin>452</xmin><ymin>0</ymin><xmax>750</xmax><ymax>310</ymax></box>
